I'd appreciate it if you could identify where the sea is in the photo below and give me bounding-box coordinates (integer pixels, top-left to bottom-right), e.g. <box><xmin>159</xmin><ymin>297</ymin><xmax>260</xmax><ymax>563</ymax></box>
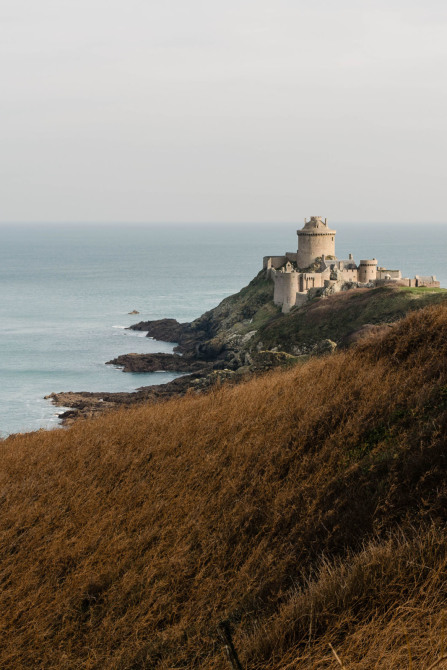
<box><xmin>0</xmin><ymin>222</ymin><xmax>446</xmax><ymax>437</ymax></box>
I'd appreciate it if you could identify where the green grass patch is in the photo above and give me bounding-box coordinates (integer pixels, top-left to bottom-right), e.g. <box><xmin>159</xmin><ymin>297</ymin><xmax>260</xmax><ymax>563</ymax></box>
<box><xmin>398</xmin><ymin>287</ymin><xmax>446</xmax><ymax>295</ymax></box>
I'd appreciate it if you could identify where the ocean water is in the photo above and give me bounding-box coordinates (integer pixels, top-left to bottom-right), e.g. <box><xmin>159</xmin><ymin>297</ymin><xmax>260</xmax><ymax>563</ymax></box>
<box><xmin>0</xmin><ymin>222</ymin><xmax>446</xmax><ymax>437</ymax></box>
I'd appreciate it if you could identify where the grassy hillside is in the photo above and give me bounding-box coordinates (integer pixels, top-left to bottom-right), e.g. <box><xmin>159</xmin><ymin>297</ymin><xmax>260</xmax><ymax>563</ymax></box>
<box><xmin>2</xmin><ymin>304</ymin><xmax>447</xmax><ymax>668</ymax></box>
<box><xmin>253</xmin><ymin>285</ymin><xmax>447</xmax><ymax>352</ymax></box>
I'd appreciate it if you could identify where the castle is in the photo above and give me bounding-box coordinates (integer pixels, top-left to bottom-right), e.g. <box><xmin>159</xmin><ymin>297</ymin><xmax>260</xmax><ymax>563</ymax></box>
<box><xmin>264</xmin><ymin>216</ymin><xmax>440</xmax><ymax>312</ymax></box>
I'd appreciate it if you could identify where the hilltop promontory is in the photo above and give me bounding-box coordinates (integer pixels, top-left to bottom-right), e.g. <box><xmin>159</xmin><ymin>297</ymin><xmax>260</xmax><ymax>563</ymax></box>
<box><xmin>48</xmin><ymin>271</ymin><xmax>447</xmax><ymax>423</ymax></box>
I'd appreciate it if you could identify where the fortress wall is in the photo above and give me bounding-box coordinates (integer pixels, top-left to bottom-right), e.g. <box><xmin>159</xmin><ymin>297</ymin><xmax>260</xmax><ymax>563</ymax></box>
<box><xmin>297</xmin><ymin>232</ymin><xmax>336</xmax><ymax>269</ymax></box>
<box><xmin>340</xmin><ymin>268</ymin><xmax>358</xmax><ymax>282</ymax></box>
<box><xmin>301</xmin><ymin>272</ymin><xmax>326</xmax><ymax>291</ymax></box>
<box><xmin>263</xmin><ymin>255</ymin><xmax>287</xmax><ymax>270</ymax></box>
<box><xmin>285</xmin><ymin>252</ymin><xmax>297</xmax><ymax>263</ymax></box>
<box><xmin>376</xmin><ymin>278</ymin><xmax>411</xmax><ymax>287</ymax></box>
<box><xmin>390</xmin><ymin>278</ymin><xmax>441</xmax><ymax>288</ymax></box>
<box><xmin>377</xmin><ymin>269</ymin><xmax>402</xmax><ymax>280</ymax></box>
<box><xmin>415</xmin><ymin>276</ymin><xmax>440</xmax><ymax>288</ymax></box>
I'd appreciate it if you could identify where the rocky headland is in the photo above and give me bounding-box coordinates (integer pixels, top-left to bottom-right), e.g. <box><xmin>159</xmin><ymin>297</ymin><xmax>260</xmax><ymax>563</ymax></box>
<box><xmin>47</xmin><ymin>271</ymin><xmax>447</xmax><ymax>424</ymax></box>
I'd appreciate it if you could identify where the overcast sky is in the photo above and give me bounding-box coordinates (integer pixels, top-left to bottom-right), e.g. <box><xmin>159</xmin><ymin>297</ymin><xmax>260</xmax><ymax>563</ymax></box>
<box><xmin>1</xmin><ymin>0</ymin><xmax>446</xmax><ymax>223</ymax></box>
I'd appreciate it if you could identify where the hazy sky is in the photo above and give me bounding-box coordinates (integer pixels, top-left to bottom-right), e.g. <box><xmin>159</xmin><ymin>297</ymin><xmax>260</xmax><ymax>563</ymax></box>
<box><xmin>1</xmin><ymin>0</ymin><xmax>446</xmax><ymax>223</ymax></box>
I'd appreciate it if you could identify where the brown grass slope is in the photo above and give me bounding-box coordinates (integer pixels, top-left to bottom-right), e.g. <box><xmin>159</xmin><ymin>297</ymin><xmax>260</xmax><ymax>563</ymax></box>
<box><xmin>2</xmin><ymin>305</ymin><xmax>447</xmax><ymax>668</ymax></box>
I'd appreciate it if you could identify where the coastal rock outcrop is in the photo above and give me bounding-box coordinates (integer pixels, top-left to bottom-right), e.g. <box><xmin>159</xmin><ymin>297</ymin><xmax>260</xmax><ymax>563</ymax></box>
<box><xmin>46</xmin><ymin>370</ymin><xmax>221</xmax><ymax>425</ymax></box>
<box><xmin>106</xmin><ymin>352</ymin><xmax>211</xmax><ymax>373</ymax></box>
<box><xmin>130</xmin><ymin>318</ymin><xmax>190</xmax><ymax>346</ymax></box>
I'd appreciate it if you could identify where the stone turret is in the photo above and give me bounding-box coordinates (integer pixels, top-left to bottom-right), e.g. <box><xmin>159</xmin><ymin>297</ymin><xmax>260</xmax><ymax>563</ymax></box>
<box><xmin>297</xmin><ymin>216</ymin><xmax>336</xmax><ymax>269</ymax></box>
<box><xmin>358</xmin><ymin>259</ymin><xmax>378</xmax><ymax>283</ymax></box>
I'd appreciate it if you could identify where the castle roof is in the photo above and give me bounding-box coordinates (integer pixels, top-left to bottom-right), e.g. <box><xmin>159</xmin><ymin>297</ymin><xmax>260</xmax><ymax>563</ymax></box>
<box><xmin>298</xmin><ymin>216</ymin><xmax>336</xmax><ymax>235</ymax></box>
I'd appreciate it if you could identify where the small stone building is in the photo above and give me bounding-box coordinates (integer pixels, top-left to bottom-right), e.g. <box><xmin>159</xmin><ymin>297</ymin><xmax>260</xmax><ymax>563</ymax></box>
<box><xmin>263</xmin><ymin>216</ymin><xmax>440</xmax><ymax>312</ymax></box>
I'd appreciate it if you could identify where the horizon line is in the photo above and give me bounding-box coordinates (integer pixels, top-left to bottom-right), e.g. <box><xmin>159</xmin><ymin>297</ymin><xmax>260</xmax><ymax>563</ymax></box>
<box><xmin>1</xmin><ymin>220</ymin><xmax>447</xmax><ymax>226</ymax></box>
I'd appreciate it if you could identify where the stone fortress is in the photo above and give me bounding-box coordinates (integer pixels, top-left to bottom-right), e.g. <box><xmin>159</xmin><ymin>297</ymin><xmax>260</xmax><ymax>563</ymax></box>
<box><xmin>264</xmin><ymin>216</ymin><xmax>440</xmax><ymax>312</ymax></box>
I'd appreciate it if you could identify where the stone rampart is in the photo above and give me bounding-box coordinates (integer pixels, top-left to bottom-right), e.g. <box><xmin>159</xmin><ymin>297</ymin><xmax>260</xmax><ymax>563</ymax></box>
<box><xmin>263</xmin><ymin>256</ymin><xmax>287</xmax><ymax>270</ymax></box>
<box><xmin>415</xmin><ymin>276</ymin><xmax>440</xmax><ymax>288</ymax></box>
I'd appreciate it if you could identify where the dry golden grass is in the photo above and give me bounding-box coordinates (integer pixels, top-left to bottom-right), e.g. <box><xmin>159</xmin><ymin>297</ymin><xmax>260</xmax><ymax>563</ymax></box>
<box><xmin>1</xmin><ymin>304</ymin><xmax>447</xmax><ymax>668</ymax></box>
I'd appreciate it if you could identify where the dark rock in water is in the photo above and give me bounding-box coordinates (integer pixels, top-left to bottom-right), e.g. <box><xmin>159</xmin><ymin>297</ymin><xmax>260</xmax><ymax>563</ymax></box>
<box><xmin>106</xmin><ymin>352</ymin><xmax>211</xmax><ymax>373</ymax></box>
<box><xmin>129</xmin><ymin>318</ymin><xmax>188</xmax><ymax>343</ymax></box>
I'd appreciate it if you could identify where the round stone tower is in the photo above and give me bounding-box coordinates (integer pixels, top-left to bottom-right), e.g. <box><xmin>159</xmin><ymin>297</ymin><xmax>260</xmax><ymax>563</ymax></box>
<box><xmin>297</xmin><ymin>216</ymin><xmax>336</xmax><ymax>270</ymax></box>
<box><xmin>358</xmin><ymin>259</ymin><xmax>378</xmax><ymax>283</ymax></box>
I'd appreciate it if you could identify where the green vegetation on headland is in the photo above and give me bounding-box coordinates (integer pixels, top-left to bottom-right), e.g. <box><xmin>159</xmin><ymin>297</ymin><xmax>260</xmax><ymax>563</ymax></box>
<box><xmin>3</xmin><ymin>303</ymin><xmax>447</xmax><ymax>668</ymax></box>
